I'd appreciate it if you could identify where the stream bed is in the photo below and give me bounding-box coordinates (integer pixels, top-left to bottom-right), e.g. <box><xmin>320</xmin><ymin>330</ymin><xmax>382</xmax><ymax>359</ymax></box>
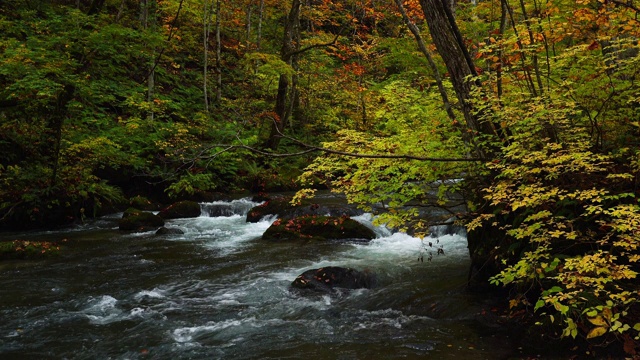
<box><xmin>0</xmin><ymin>197</ymin><xmax>527</xmax><ymax>359</ymax></box>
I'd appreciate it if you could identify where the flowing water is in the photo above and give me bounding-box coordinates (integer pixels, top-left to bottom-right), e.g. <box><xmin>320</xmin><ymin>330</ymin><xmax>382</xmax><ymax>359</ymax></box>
<box><xmin>0</xmin><ymin>197</ymin><xmax>524</xmax><ymax>359</ymax></box>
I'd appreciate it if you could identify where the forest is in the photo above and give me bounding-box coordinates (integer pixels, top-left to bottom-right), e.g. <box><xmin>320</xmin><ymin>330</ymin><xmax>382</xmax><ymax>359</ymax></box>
<box><xmin>1</xmin><ymin>0</ymin><xmax>639</xmax><ymax>356</ymax></box>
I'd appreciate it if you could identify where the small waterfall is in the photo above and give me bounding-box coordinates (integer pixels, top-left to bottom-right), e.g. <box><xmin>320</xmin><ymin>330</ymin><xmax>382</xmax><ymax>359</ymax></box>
<box><xmin>200</xmin><ymin>198</ymin><xmax>262</xmax><ymax>217</ymax></box>
<box><xmin>429</xmin><ymin>220</ymin><xmax>467</xmax><ymax>238</ymax></box>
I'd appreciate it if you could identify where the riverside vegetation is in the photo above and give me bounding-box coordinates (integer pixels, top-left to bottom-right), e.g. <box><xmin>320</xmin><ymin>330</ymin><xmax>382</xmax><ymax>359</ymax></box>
<box><xmin>1</xmin><ymin>0</ymin><xmax>639</xmax><ymax>356</ymax></box>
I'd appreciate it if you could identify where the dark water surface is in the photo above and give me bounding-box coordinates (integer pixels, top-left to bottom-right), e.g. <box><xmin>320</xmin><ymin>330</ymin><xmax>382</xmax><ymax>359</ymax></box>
<box><xmin>1</xmin><ymin>198</ymin><xmax>523</xmax><ymax>359</ymax></box>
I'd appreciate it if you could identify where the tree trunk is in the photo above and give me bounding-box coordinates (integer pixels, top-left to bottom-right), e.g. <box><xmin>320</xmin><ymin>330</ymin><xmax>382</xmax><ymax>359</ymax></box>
<box><xmin>256</xmin><ymin>0</ymin><xmax>264</xmax><ymax>50</ymax></box>
<box><xmin>497</xmin><ymin>0</ymin><xmax>508</xmax><ymax>99</ymax></box>
<box><xmin>419</xmin><ymin>0</ymin><xmax>497</xmax><ymax>155</ymax></box>
<box><xmin>394</xmin><ymin>0</ymin><xmax>456</xmax><ymax>123</ymax></box>
<box><xmin>266</xmin><ymin>0</ymin><xmax>301</xmax><ymax>149</ymax></box>
<box><xmin>215</xmin><ymin>0</ymin><xmax>222</xmax><ymax>103</ymax></box>
<box><xmin>50</xmin><ymin>85</ymin><xmax>75</xmax><ymax>186</ymax></box>
<box><xmin>245</xmin><ymin>0</ymin><xmax>253</xmax><ymax>48</ymax></box>
<box><xmin>203</xmin><ymin>0</ymin><xmax>210</xmax><ymax>112</ymax></box>
<box><xmin>142</xmin><ymin>0</ymin><xmax>155</xmax><ymax>121</ymax></box>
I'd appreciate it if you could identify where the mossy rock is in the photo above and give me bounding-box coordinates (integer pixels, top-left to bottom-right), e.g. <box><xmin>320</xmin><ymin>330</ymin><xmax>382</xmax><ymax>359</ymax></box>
<box><xmin>158</xmin><ymin>200</ymin><xmax>201</xmax><ymax>219</ymax></box>
<box><xmin>129</xmin><ymin>195</ymin><xmax>160</xmax><ymax>211</ymax></box>
<box><xmin>262</xmin><ymin>215</ymin><xmax>376</xmax><ymax>242</ymax></box>
<box><xmin>123</xmin><ymin>207</ymin><xmax>144</xmax><ymax>218</ymax></box>
<box><xmin>0</xmin><ymin>239</ymin><xmax>64</xmax><ymax>260</ymax></box>
<box><xmin>119</xmin><ymin>210</ymin><xmax>164</xmax><ymax>231</ymax></box>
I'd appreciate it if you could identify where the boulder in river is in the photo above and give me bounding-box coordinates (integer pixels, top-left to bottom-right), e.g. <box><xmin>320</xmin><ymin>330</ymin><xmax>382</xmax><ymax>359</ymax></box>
<box><xmin>246</xmin><ymin>196</ymin><xmax>293</xmax><ymax>222</ymax></box>
<box><xmin>129</xmin><ymin>195</ymin><xmax>160</xmax><ymax>211</ymax></box>
<box><xmin>262</xmin><ymin>215</ymin><xmax>376</xmax><ymax>242</ymax></box>
<box><xmin>158</xmin><ymin>200</ymin><xmax>201</xmax><ymax>219</ymax></box>
<box><xmin>246</xmin><ymin>195</ymin><xmax>364</xmax><ymax>223</ymax></box>
<box><xmin>291</xmin><ymin>266</ymin><xmax>376</xmax><ymax>293</ymax></box>
<box><xmin>119</xmin><ymin>208</ymin><xmax>164</xmax><ymax>231</ymax></box>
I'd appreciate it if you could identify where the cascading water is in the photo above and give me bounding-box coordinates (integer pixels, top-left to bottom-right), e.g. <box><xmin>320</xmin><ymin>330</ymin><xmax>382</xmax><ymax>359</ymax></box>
<box><xmin>0</xmin><ymin>196</ymin><xmax>524</xmax><ymax>359</ymax></box>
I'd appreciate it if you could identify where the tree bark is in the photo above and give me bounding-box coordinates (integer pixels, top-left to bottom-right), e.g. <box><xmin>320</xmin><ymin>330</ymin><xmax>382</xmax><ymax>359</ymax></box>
<box><xmin>142</xmin><ymin>0</ymin><xmax>155</xmax><ymax>121</ymax></box>
<box><xmin>215</xmin><ymin>0</ymin><xmax>222</xmax><ymax>103</ymax></box>
<box><xmin>203</xmin><ymin>0</ymin><xmax>211</xmax><ymax>112</ymax></box>
<box><xmin>50</xmin><ymin>85</ymin><xmax>75</xmax><ymax>186</ymax></box>
<box><xmin>245</xmin><ymin>0</ymin><xmax>253</xmax><ymax>48</ymax></box>
<box><xmin>394</xmin><ymin>0</ymin><xmax>456</xmax><ymax>123</ymax></box>
<box><xmin>256</xmin><ymin>0</ymin><xmax>264</xmax><ymax>50</ymax></box>
<box><xmin>266</xmin><ymin>0</ymin><xmax>301</xmax><ymax>149</ymax></box>
<box><xmin>419</xmin><ymin>0</ymin><xmax>497</xmax><ymax>155</ymax></box>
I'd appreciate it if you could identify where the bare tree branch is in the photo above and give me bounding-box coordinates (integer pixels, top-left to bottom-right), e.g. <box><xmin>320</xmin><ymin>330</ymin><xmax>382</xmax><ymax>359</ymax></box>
<box><xmin>199</xmin><ymin>135</ymin><xmax>483</xmax><ymax>162</ymax></box>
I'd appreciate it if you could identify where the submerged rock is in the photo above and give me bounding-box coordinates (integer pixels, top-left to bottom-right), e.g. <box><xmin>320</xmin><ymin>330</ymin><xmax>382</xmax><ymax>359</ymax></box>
<box><xmin>291</xmin><ymin>266</ymin><xmax>376</xmax><ymax>293</ymax></box>
<box><xmin>155</xmin><ymin>227</ymin><xmax>184</xmax><ymax>235</ymax></box>
<box><xmin>158</xmin><ymin>200</ymin><xmax>201</xmax><ymax>219</ymax></box>
<box><xmin>262</xmin><ymin>215</ymin><xmax>376</xmax><ymax>242</ymax></box>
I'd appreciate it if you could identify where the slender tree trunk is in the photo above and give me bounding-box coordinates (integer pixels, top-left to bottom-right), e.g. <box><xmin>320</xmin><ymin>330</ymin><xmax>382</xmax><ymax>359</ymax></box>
<box><xmin>50</xmin><ymin>85</ymin><xmax>75</xmax><ymax>186</ymax></box>
<box><xmin>305</xmin><ymin>0</ymin><xmax>314</xmax><ymax>32</ymax></box>
<box><xmin>203</xmin><ymin>0</ymin><xmax>210</xmax><ymax>112</ymax></box>
<box><xmin>115</xmin><ymin>0</ymin><xmax>126</xmax><ymax>22</ymax></box>
<box><xmin>503</xmin><ymin>0</ymin><xmax>537</xmax><ymax>96</ymax></box>
<box><xmin>266</xmin><ymin>0</ymin><xmax>301</xmax><ymax>149</ymax></box>
<box><xmin>256</xmin><ymin>0</ymin><xmax>264</xmax><ymax>50</ymax></box>
<box><xmin>518</xmin><ymin>0</ymin><xmax>544</xmax><ymax>94</ymax></box>
<box><xmin>418</xmin><ymin>0</ymin><xmax>489</xmax><ymax>137</ymax></box>
<box><xmin>142</xmin><ymin>0</ymin><xmax>155</xmax><ymax>121</ymax></box>
<box><xmin>245</xmin><ymin>0</ymin><xmax>253</xmax><ymax>48</ymax></box>
<box><xmin>215</xmin><ymin>0</ymin><xmax>222</xmax><ymax>103</ymax></box>
<box><xmin>394</xmin><ymin>0</ymin><xmax>456</xmax><ymax>123</ymax></box>
<box><xmin>497</xmin><ymin>0</ymin><xmax>508</xmax><ymax>99</ymax></box>
<box><xmin>533</xmin><ymin>0</ymin><xmax>552</xmax><ymax>93</ymax></box>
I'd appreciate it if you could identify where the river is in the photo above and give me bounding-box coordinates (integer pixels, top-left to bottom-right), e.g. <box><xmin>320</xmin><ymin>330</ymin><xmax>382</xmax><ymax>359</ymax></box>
<box><xmin>0</xmin><ymin>196</ymin><xmax>526</xmax><ymax>359</ymax></box>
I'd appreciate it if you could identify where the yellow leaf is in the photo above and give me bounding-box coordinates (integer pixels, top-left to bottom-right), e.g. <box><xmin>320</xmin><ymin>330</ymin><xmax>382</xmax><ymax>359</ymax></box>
<box><xmin>587</xmin><ymin>316</ymin><xmax>608</xmax><ymax>326</ymax></box>
<box><xmin>586</xmin><ymin>326</ymin><xmax>608</xmax><ymax>339</ymax></box>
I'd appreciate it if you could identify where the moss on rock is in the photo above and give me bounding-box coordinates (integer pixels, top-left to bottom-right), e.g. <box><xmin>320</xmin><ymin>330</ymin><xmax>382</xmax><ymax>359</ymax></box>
<box><xmin>119</xmin><ymin>210</ymin><xmax>164</xmax><ymax>231</ymax></box>
<box><xmin>0</xmin><ymin>239</ymin><xmax>64</xmax><ymax>260</ymax></box>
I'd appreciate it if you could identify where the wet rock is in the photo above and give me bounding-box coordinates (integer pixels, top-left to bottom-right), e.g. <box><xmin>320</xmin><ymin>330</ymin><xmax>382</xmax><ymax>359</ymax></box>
<box><xmin>129</xmin><ymin>195</ymin><xmax>160</xmax><ymax>211</ymax></box>
<box><xmin>291</xmin><ymin>266</ymin><xmax>376</xmax><ymax>293</ymax></box>
<box><xmin>246</xmin><ymin>196</ymin><xmax>293</xmax><ymax>222</ymax></box>
<box><xmin>262</xmin><ymin>215</ymin><xmax>376</xmax><ymax>242</ymax></box>
<box><xmin>155</xmin><ymin>227</ymin><xmax>184</xmax><ymax>235</ymax></box>
<box><xmin>119</xmin><ymin>209</ymin><xmax>164</xmax><ymax>231</ymax></box>
<box><xmin>246</xmin><ymin>196</ymin><xmax>364</xmax><ymax>223</ymax></box>
<box><xmin>158</xmin><ymin>200</ymin><xmax>201</xmax><ymax>219</ymax></box>
<box><xmin>0</xmin><ymin>239</ymin><xmax>64</xmax><ymax>260</ymax></box>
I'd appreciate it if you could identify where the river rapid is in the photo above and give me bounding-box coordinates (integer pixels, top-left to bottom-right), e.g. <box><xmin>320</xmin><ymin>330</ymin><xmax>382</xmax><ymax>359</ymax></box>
<box><xmin>0</xmin><ymin>196</ymin><xmax>524</xmax><ymax>359</ymax></box>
